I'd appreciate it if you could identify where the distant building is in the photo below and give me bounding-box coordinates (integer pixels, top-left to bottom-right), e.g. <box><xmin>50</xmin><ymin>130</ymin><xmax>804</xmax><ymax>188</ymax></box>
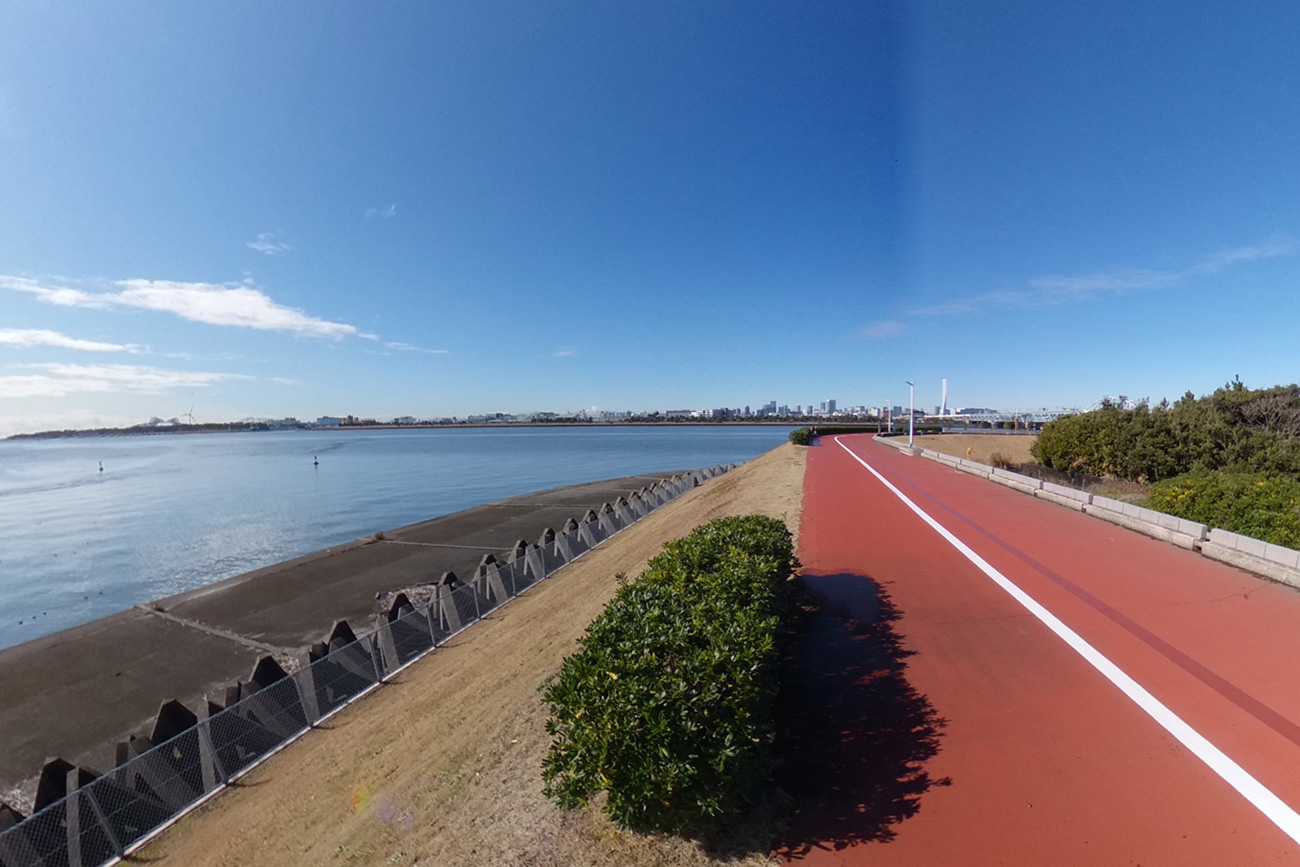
<box><xmin>315</xmin><ymin>416</ymin><xmax>344</xmax><ymax>427</ymax></box>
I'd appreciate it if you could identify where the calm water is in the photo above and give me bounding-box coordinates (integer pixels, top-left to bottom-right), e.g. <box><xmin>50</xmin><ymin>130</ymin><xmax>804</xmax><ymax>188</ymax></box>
<box><xmin>0</xmin><ymin>425</ymin><xmax>794</xmax><ymax>651</ymax></box>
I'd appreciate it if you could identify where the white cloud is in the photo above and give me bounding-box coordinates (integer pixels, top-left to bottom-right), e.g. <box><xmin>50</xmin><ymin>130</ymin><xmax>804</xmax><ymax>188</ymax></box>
<box><xmin>0</xmin><ymin>275</ymin><xmax>105</xmax><ymax>307</ymax></box>
<box><xmin>0</xmin><ymin>328</ymin><xmax>144</xmax><ymax>353</ymax></box>
<box><xmin>247</xmin><ymin>232</ymin><xmax>290</xmax><ymax>255</ymax></box>
<box><xmin>857</xmin><ymin>320</ymin><xmax>906</xmax><ymax>340</ymax></box>
<box><xmin>552</xmin><ymin>349</ymin><xmax>576</xmax><ymax>357</ymax></box>
<box><xmin>1</xmin><ymin>275</ymin><xmax>364</xmax><ymax>338</ymax></box>
<box><xmin>1195</xmin><ymin>236</ymin><xmax>1298</xmax><ymax>273</ymax></box>
<box><xmin>365</xmin><ymin>204</ymin><xmax>397</xmax><ymax>220</ymax></box>
<box><xmin>867</xmin><ymin>235</ymin><xmax>1299</xmax><ymax>335</ymax></box>
<box><xmin>0</xmin><ymin>363</ymin><xmax>244</xmax><ymax>399</ymax></box>
<box><xmin>386</xmin><ymin>342</ymin><xmax>450</xmax><ymax>354</ymax></box>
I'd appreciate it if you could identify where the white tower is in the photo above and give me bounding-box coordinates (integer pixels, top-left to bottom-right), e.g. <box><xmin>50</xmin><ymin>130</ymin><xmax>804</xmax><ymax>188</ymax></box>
<box><xmin>941</xmin><ymin>379</ymin><xmax>949</xmax><ymax>416</ymax></box>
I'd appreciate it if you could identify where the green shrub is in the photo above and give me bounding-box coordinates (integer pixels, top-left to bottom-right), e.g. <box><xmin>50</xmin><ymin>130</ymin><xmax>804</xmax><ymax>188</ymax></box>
<box><xmin>788</xmin><ymin>425</ymin><xmax>880</xmax><ymax>446</ymax></box>
<box><xmin>541</xmin><ymin>515</ymin><xmax>797</xmax><ymax>833</ymax></box>
<box><xmin>1146</xmin><ymin>470</ymin><xmax>1300</xmax><ymax>550</ymax></box>
<box><xmin>1033</xmin><ymin>382</ymin><xmax>1300</xmax><ymax>482</ymax></box>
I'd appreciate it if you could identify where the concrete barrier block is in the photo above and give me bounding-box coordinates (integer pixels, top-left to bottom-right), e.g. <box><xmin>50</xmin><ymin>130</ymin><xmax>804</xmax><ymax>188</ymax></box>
<box><xmin>248</xmin><ymin>656</ymin><xmax>289</xmax><ymax>691</ymax></box>
<box><xmin>1089</xmin><ymin>494</ymin><xmax>1124</xmax><ymax>512</ymax></box>
<box><xmin>0</xmin><ymin>801</ymin><xmax>39</xmax><ymax>867</ymax></box>
<box><xmin>35</xmin><ymin>759</ymin><xmax>98</xmax><ymax>811</ymax></box>
<box><xmin>1263</xmin><ymin>541</ymin><xmax>1300</xmax><ymax>570</ymax></box>
<box><xmin>0</xmin><ymin>802</ymin><xmax>24</xmax><ymax>827</ymax></box>
<box><xmin>1201</xmin><ymin>540</ymin><xmax>1300</xmax><ymax>590</ymax></box>
<box><xmin>151</xmin><ymin>699</ymin><xmax>198</xmax><ymax>744</ymax></box>
<box><xmin>476</xmin><ymin>555</ymin><xmax>508</xmax><ymax>605</ymax></box>
<box><xmin>327</xmin><ymin>620</ymin><xmax>360</xmax><ymax>652</ymax></box>
<box><xmin>1082</xmin><ymin>503</ymin><xmax>1202</xmax><ymax>550</ymax></box>
<box><xmin>1213</xmin><ymin>529</ymin><xmax>1269</xmax><ymax>560</ymax></box>
<box><xmin>990</xmin><ymin>468</ymin><xmax>1043</xmax><ymax>490</ymax></box>
<box><xmin>957</xmin><ymin>459</ymin><xmax>991</xmax><ymax>478</ymax></box>
<box><xmin>1035</xmin><ymin>490</ymin><xmax>1090</xmax><ymax>511</ymax></box>
<box><xmin>386</xmin><ymin>593</ymin><xmax>415</xmax><ymax>621</ymax></box>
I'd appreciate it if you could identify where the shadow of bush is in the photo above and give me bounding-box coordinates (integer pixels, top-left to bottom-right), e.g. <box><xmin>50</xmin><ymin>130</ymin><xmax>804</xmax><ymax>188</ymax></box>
<box><xmin>772</xmin><ymin>572</ymin><xmax>948</xmax><ymax>857</ymax></box>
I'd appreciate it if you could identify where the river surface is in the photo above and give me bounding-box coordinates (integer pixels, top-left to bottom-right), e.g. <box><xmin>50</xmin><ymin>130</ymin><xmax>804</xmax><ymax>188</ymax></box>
<box><xmin>0</xmin><ymin>425</ymin><xmax>796</xmax><ymax>651</ymax></box>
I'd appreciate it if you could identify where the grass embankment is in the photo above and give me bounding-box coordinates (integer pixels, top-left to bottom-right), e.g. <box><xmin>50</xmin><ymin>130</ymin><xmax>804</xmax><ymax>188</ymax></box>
<box><xmin>140</xmin><ymin>444</ymin><xmax>805</xmax><ymax>867</ymax></box>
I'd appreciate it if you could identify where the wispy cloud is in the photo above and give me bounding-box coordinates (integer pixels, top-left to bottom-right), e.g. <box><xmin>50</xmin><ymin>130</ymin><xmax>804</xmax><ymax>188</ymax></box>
<box><xmin>365</xmin><ymin>204</ymin><xmax>397</xmax><ymax>220</ymax></box>
<box><xmin>247</xmin><ymin>232</ymin><xmax>290</xmax><ymax>256</ymax></box>
<box><xmin>386</xmin><ymin>342</ymin><xmax>449</xmax><ymax>354</ymax></box>
<box><xmin>1194</xmin><ymin>236</ymin><xmax>1299</xmax><ymax>273</ymax></box>
<box><xmin>0</xmin><ymin>363</ymin><xmax>244</xmax><ymax>399</ymax></box>
<box><xmin>552</xmin><ymin>349</ymin><xmax>576</xmax><ymax>357</ymax></box>
<box><xmin>857</xmin><ymin>320</ymin><xmax>907</xmax><ymax>340</ymax></box>
<box><xmin>0</xmin><ymin>328</ymin><xmax>145</xmax><ymax>353</ymax></box>
<box><xmin>858</xmin><ymin>235</ymin><xmax>1298</xmax><ymax>337</ymax></box>
<box><xmin>1</xmin><ymin>275</ymin><xmax>366</xmax><ymax>338</ymax></box>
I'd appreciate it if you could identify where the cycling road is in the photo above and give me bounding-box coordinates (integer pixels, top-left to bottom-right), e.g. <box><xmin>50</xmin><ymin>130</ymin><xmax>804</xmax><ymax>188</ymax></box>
<box><xmin>778</xmin><ymin>434</ymin><xmax>1300</xmax><ymax>865</ymax></box>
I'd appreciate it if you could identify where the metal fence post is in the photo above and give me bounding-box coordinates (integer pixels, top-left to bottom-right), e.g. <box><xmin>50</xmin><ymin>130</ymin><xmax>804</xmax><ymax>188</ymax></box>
<box><xmin>425</xmin><ymin>602</ymin><xmax>440</xmax><ymax>648</ymax></box>
<box><xmin>369</xmin><ymin>634</ymin><xmax>386</xmax><ymax>683</ymax></box>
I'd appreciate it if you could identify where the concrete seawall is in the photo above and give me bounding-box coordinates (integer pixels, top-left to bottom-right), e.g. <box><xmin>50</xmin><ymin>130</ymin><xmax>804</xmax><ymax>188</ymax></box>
<box><xmin>0</xmin><ymin>469</ymin><xmax>703</xmax><ymax>813</ymax></box>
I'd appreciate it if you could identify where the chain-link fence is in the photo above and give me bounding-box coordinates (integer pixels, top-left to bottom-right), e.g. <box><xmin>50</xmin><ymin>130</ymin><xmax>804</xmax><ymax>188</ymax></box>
<box><xmin>0</xmin><ymin>464</ymin><xmax>735</xmax><ymax>867</ymax></box>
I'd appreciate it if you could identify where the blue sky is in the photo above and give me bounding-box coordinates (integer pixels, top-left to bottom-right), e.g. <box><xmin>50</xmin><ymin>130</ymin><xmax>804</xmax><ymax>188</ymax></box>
<box><xmin>2</xmin><ymin>1</ymin><xmax>1298</xmax><ymax>434</ymax></box>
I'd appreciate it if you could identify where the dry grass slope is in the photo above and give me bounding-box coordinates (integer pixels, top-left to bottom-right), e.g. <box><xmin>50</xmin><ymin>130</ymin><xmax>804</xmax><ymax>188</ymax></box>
<box><xmin>909</xmin><ymin>433</ymin><xmax>1038</xmax><ymax>465</ymax></box>
<box><xmin>140</xmin><ymin>443</ymin><xmax>806</xmax><ymax>867</ymax></box>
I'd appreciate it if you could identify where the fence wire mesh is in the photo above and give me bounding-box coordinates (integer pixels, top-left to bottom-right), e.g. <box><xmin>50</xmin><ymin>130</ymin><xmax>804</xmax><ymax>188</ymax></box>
<box><xmin>0</xmin><ymin>464</ymin><xmax>729</xmax><ymax>867</ymax></box>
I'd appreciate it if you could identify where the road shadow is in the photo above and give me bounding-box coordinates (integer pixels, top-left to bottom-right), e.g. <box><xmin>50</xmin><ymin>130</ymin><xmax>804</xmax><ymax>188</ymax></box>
<box><xmin>772</xmin><ymin>572</ymin><xmax>948</xmax><ymax>859</ymax></box>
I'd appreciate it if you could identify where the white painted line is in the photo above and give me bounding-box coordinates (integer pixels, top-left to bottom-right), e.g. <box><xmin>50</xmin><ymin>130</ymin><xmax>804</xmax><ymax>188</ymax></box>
<box><xmin>834</xmin><ymin>436</ymin><xmax>1300</xmax><ymax>845</ymax></box>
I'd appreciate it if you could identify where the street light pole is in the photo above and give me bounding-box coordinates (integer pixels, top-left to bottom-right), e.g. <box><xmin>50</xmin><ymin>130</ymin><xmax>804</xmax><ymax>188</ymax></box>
<box><xmin>905</xmin><ymin>380</ymin><xmax>915</xmax><ymax>448</ymax></box>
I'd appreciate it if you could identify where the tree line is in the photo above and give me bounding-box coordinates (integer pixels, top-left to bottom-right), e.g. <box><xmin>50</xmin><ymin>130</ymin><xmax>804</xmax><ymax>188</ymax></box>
<box><xmin>1033</xmin><ymin>379</ymin><xmax>1300</xmax><ymax>548</ymax></box>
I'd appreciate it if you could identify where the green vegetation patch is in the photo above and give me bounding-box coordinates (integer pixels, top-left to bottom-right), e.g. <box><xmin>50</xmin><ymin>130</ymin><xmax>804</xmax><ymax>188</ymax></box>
<box><xmin>1146</xmin><ymin>471</ymin><xmax>1300</xmax><ymax>550</ymax></box>
<box><xmin>789</xmin><ymin>424</ymin><xmax>891</xmax><ymax>445</ymax></box>
<box><xmin>541</xmin><ymin>515</ymin><xmax>797</xmax><ymax>834</ymax></box>
<box><xmin>1033</xmin><ymin>380</ymin><xmax>1300</xmax><ymax>483</ymax></box>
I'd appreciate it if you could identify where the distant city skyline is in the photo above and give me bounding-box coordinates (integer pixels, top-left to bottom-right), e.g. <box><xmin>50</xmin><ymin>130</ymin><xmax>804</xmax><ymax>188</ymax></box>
<box><xmin>3</xmin><ymin>3</ymin><xmax>1299</xmax><ymax>437</ymax></box>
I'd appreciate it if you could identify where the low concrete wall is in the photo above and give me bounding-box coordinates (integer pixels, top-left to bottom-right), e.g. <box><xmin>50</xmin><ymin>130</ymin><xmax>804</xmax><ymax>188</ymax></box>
<box><xmin>1034</xmin><ymin>481</ymin><xmax>1092</xmax><ymax>511</ymax></box>
<box><xmin>957</xmin><ymin>459</ymin><xmax>993</xmax><ymax>478</ymax></box>
<box><xmin>1085</xmin><ymin>496</ymin><xmax>1208</xmax><ymax>550</ymax></box>
<box><xmin>988</xmin><ymin>467</ymin><xmax>1043</xmax><ymax>495</ymax></box>
<box><xmin>1201</xmin><ymin>528</ymin><xmax>1300</xmax><ymax>589</ymax></box>
<box><xmin>893</xmin><ymin>436</ymin><xmax>1300</xmax><ymax>592</ymax></box>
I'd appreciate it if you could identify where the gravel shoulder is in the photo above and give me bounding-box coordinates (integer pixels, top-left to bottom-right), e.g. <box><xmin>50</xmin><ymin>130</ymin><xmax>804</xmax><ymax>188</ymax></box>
<box><xmin>139</xmin><ymin>443</ymin><xmax>806</xmax><ymax>867</ymax></box>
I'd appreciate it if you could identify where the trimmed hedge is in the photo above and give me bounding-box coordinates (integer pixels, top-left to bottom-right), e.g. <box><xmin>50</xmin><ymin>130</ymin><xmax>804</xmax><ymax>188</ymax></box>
<box><xmin>789</xmin><ymin>425</ymin><xmax>884</xmax><ymax>445</ymax></box>
<box><xmin>540</xmin><ymin>515</ymin><xmax>797</xmax><ymax>833</ymax></box>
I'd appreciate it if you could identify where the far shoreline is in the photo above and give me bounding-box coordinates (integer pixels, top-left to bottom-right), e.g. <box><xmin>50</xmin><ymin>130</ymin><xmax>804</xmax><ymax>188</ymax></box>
<box><xmin>5</xmin><ymin>419</ymin><xmax>814</xmax><ymax>441</ymax></box>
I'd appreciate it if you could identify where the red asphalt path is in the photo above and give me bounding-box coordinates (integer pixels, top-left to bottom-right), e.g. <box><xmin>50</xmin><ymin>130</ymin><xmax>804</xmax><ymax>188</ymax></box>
<box><xmin>785</xmin><ymin>434</ymin><xmax>1300</xmax><ymax>865</ymax></box>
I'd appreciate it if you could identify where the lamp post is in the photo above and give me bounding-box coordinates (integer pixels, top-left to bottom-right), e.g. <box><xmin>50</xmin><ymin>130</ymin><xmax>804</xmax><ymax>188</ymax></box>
<box><xmin>905</xmin><ymin>380</ymin><xmax>915</xmax><ymax>447</ymax></box>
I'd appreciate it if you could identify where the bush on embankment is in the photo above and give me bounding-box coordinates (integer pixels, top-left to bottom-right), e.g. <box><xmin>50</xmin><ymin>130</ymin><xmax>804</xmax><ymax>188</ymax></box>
<box><xmin>1146</xmin><ymin>471</ymin><xmax>1300</xmax><ymax>550</ymax></box>
<box><xmin>789</xmin><ymin>425</ymin><xmax>894</xmax><ymax>445</ymax></box>
<box><xmin>540</xmin><ymin>515</ymin><xmax>797</xmax><ymax>834</ymax></box>
<box><xmin>1032</xmin><ymin>380</ymin><xmax>1300</xmax><ymax>482</ymax></box>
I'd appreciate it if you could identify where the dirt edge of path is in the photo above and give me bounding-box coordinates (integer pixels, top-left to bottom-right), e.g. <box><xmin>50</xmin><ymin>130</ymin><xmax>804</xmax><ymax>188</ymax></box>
<box><xmin>139</xmin><ymin>443</ymin><xmax>806</xmax><ymax>867</ymax></box>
